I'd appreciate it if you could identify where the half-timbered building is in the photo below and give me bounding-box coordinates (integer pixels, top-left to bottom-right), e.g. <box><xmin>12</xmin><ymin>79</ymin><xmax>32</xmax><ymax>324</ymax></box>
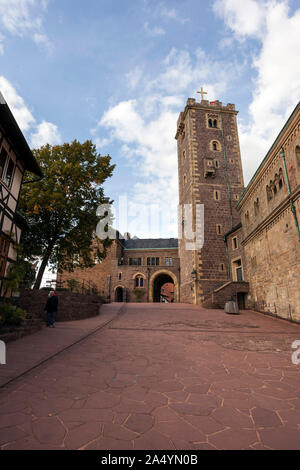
<box><xmin>0</xmin><ymin>92</ymin><xmax>43</xmax><ymax>295</ymax></box>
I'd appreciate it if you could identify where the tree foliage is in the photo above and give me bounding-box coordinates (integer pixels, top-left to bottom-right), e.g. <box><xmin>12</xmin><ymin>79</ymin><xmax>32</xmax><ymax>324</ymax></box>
<box><xmin>19</xmin><ymin>140</ymin><xmax>115</xmax><ymax>289</ymax></box>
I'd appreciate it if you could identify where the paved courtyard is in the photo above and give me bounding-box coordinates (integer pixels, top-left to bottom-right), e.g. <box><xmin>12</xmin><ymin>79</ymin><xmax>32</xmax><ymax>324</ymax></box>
<box><xmin>1</xmin><ymin>303</ymin><xmax>300</xmax><ymax>450</ymax></box>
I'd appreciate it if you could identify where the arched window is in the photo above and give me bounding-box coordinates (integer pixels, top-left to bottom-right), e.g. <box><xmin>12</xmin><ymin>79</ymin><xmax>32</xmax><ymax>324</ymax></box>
<box><xmin>212</xmin><ymin>141</ymin><xmax>218</xmax><ymax>151</ymax></box>
<box><xmin>208</xmin><ymin>119</ymin><xmax>213</xmax><ymax>128</ymax></box>
<box><xmin>183</xmin><ymin>174</ymin><xmax>187</xmax><ymax>186</ymax></box>
<box><xmin>213</xmin><ymin>119</ymin><xmax>218</xmax><ymax>128</ymax></box>
<box><xmin>135</xmin><ymin>275</ymin><xmax>144</xmax><ymax>288</ymax></box>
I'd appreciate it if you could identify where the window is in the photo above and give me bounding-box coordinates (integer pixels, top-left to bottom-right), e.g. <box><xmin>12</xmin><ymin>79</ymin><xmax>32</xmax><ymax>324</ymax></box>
<box><xmin>245</xmin><ymin>211</ymin><xmax>250</xmax><ymax>223</ymax></box>
<box><xmin>183</xmin><ymin>174</ymin><xmax>187</xmax><ymax>186</ymax></box>
<box><xmin>208</xmin><ymin>119</ymin><xmax>213</xmax><ymax>128</ymax></box>
<box><xmin>165</xmin><ymin>257</ymin><xmax>173</xmax><ymax>266</ymax></box>
<box><xmin>0</xmin><ymin>147</ymin><xmax>7</xmax><ymax>179</ymax></box>
<box><xmin>215</xmin><ymin>160</ymin><xmax>220</xmax><ymax>168</ymax></box>
<box><xmin>233</xmin><ymin>259</ymin><xmax>243</xmax><ymax>281</ymax></box>
<box><xmin>182</xmin><ymin>150</ymin><xmax>186</xmax><ymax>163</ymax></box>
<box><xmin>254</xmin><ymin>198</ymin><xmax>259</xmax><ymax>216</ymax></box>
<box><xmin>296</xmin><ymin>146</ymin><xmax>300</xmax><ymax>167</ymax></box>
<box><xmin>219</xmin><ymin>263</ymin><xmax>225</xmax><ymax>272</ymax></box>
<box><xmin>212</xmin><ymin>140</ymin><xmax>220</xmax><ymax>151</ymax></box>
<box><xmin>216</xmin><ymin>224</ymin><xmax>222</xmax><ymax>235</ymax></box>
<box><xmin>135</xmin><ymin>275</ymin><xmax>144</xmax><ymax>288</ymax></box>
<box><xmin>129</xmin><ymin>258</ymin><xmax>141</xmax><ymax>266</ymax></box>
<box><xmin>118</xmin><ymin>273</ymin><xmax>122</xmax><ymax>280</ymax></box>
<box><xmin>5</xmin><ymin>158</ymin><xmax>14</xmax><ymax>188</ymax></box>
<box><xmin>213</xmin><ymin>119</ymin><xmax>218</xmax><ymax>128</ymax></box>
<box><xmin>0</xmin><ymin>235</ymin><xmax>9</xmax><ymax>277</ymax></box>
<box><xmin>232</xmin><ymin>237</ymin><xmax>238</xmax><ymax>250</ymax></box>
<box><xmin>214</xmin><ymin>190</ymin><xmax>221</xmax><ymax>201</ymax></box>
<box><xmin>147</xmin><ymin>257</ymin><xmax>159</xmax><ymax>266</ymax></box>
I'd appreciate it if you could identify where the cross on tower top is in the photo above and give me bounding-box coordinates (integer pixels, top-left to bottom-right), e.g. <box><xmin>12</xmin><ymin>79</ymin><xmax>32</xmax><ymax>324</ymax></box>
<box><xmin>197</xmin><ymin>87</ymin><xmax>207</xmax><ymax>101</ymax></box>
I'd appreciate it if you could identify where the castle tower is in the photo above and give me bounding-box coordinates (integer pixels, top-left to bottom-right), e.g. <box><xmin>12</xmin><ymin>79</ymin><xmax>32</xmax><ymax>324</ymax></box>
<box><xmin>175</xmin><ymin>95</ymin><xmax>244</xmax><ymax>304</ymax></box>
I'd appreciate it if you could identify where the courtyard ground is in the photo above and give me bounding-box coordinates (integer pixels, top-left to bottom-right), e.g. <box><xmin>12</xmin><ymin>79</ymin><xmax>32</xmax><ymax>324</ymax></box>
<box><xmin>0</xmin><ymin>302</ymin><xmax>300</xmax><ymax>450</ymax></box>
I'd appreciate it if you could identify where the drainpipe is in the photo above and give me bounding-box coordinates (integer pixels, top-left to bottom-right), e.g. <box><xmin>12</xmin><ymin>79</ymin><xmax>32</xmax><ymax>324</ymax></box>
<box><xmin>280</xmin><ymin>148</ymin><xmax>300</xmax><ymax>242</ymax></box>
<box><xmin>224</xmin><ymin>235</ymin><xmax>230</xmax><ymax>279</ymax></box>
<box><xmin>147</xmin><ymin>267</ymin><xmax>150</xmax><ymax>303</ymax></box>
<box><xmin>220</xmin><ymin>114</ymin><xmax>233</xmax><ymax>229</ymax></box>
<box><xmin>178</xmin><ymin>266</ymin><xmax>181</xmax><ymax>303</ymax></box>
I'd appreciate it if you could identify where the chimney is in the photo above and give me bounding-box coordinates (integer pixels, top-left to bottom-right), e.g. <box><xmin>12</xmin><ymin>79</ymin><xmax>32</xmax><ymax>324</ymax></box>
<box><xmin>124</xmin><ymin>232</ymin><xmax>131</xmax><ymax>240</ymax></box>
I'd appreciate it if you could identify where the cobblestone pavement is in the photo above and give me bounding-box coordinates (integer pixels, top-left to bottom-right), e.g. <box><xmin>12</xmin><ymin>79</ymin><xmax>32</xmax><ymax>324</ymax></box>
<box><xmin>0</xmin><ymin>303</ymin><xmax>300</xmax><ymax>450</ymax></box>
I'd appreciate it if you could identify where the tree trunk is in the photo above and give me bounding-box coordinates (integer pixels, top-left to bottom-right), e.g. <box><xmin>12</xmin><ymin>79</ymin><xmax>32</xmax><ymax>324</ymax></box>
<box><xmin>34</xmin><ymin>250</ymin><xmax>52</xmax><ymax>290</ymax></box>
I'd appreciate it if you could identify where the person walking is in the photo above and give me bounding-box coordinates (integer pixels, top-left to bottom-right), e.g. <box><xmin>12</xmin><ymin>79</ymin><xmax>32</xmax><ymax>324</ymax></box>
<box><xmin>44</xmin><ymin>290</ymin><xmax>58</xmax><ymax>328</ymax></box>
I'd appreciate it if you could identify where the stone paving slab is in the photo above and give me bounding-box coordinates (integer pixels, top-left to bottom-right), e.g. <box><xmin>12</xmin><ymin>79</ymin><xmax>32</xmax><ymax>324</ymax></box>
<box><xmin>0</xmin><ymin>303</ymin><xmax>300</xmax><ymax>450</ymax></box>
<box><xmin>0</xmin><ymin>304</ymin><xmax>122</xmax><ymax>388</ymax></box>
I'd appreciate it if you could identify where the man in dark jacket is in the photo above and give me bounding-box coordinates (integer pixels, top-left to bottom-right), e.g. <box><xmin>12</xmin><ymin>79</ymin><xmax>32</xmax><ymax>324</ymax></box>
<box><xmin>44</xmin><ymin>291</ymin><xmax>58</xmax><ymax>328</ymax></box>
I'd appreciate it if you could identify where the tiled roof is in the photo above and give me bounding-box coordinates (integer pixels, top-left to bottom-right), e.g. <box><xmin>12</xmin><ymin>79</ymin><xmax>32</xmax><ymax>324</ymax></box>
<box><xmin>122</xmin><ymin>238</ymin><xmax>178</xmax><ymax>250</ymax></box>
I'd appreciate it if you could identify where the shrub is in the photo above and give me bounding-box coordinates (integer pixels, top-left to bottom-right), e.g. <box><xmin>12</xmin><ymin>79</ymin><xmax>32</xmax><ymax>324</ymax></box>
<box><xmin>0</xmin><ymin>304</ymin><xmax>27</xmax><ymax>326</ymax></box>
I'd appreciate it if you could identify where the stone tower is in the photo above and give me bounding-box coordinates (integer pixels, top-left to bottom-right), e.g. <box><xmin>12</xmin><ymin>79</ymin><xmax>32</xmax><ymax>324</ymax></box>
<box><xmin>175</xmin><ymin>96</ymin><xmax>245</xmax><ymax>304</ymax></box>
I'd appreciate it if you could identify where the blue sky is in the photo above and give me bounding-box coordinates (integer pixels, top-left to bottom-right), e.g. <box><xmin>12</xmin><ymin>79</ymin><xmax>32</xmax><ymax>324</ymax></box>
<box><xmin>0</xmin><ymin>0</ymin><xmax>299</xmax><ymax>239</ymax></box>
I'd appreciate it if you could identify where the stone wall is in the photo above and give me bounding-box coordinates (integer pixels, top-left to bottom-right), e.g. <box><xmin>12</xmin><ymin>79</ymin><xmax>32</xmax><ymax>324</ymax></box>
<box><xmin>58</xmin><ymin>240</ymin><xmax>117</xmax><ymax>302</ymax></box>
<box><xmin>111</xmin><ymin>248</ymin><xmax>180</xmax><ymax>303</ymax></box>
<box><xmin>237</xmin><ymin>102</ymin><xmax>300</xmax><ymax>322</ymax></box>
<box><xmin>18</xmin><ymin>289</ymin><xmax>102</xmax><ymax>322</ymax></box>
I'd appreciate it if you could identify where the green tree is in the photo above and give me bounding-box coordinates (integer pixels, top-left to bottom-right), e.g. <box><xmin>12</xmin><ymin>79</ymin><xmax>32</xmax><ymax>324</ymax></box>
<box><xmin>19</xmin><ymin>140</ymin><xmax>115</xmax><ymax>289</ymax></box>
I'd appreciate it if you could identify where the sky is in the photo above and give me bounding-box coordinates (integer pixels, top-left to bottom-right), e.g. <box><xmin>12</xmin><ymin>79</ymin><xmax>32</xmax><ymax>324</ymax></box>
<box><xmin>0</xmin><ymin>0</ymin><xmax>300</xmax><ymax>240</ymax></box>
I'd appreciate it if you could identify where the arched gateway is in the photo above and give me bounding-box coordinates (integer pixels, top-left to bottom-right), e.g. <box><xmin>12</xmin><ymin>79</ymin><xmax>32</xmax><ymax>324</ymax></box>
<box><xmin>149</xmin><ymin>270</ymin><xmax>178</xmax><ymax>303</ymax></box>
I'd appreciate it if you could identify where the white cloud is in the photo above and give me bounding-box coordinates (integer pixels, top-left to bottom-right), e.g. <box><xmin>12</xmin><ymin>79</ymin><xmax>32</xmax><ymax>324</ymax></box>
<box><xmin>30</xmin><ymin>121</ymin><xmax>61</xmax><ymax>148</ymax></box>
<box><xmin>0</xmin><ymin>75</ymin><xmax>61</xmax><ymax>149</ymax></box>
<box><xmin>149</xmin><ymin>48</ymin><xmax>241</xmax><ymax>96</ymax></box>
<box><xmin>158</xmin><ymin>6</ymin><xmax>189</xmax><ymax>24</ymax></box>
<box><xmin>0</xmin><ymin>75</ymin><xmax>35</xmax><ymax>131</ymax></box>
<box><xmin>214</xmin><ymin>0</ymin><xmax>300</xmax><ymax>183</ymax></box>
<box><xmin>126</xmin><ymin>66</ymin><xmax>143</xmax><ymax>90</ymax></box>
<box><xmin>213</xmin><ymin>0</ymin><xmax>266</xmax><ymax>39</ymax></box>
<box><xmin>144</xmin><ymin>22</ymin><xmax>165</xmax><ymax>37</ymax></box>
<box><xmin>0</xmin><ymin>0</ymin><xmax>52</xmax><ymax>53</ymax></box>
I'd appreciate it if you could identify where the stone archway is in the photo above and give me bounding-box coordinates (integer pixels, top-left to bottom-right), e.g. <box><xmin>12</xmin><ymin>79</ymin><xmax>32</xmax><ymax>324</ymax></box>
<box><xmin>149</xmin><ymin>270</ymin><xmax>178</xmax><ymax>303</ymax></box>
